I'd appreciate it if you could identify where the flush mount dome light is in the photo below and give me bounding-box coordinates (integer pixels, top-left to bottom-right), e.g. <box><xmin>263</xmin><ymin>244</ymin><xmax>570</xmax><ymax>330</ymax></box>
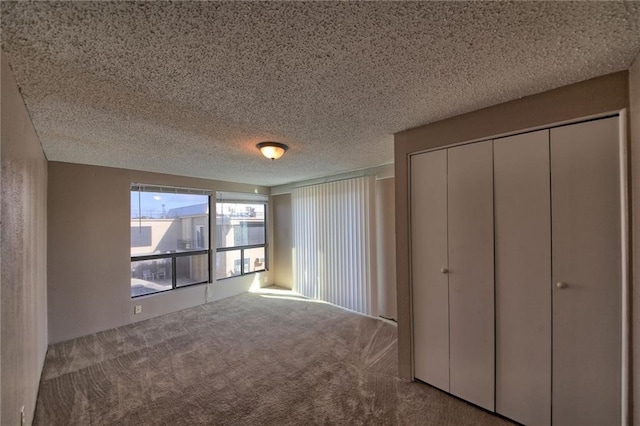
<box><xmin>257</xmin><ymin>142</ymin><xmax>288</xmax><ymax>160</ymax></box>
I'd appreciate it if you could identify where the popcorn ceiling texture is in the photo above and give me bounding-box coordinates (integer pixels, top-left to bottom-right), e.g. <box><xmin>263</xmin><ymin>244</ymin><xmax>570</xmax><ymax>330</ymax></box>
<box><xmin>1</xmin><ymin>1</ymin><xmax>639</xmax><ymax>186</ymax></box>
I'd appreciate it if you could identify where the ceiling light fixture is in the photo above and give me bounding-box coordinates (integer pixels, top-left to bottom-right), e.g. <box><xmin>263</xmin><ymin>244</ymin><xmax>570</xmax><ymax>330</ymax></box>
<box><xmin>257</xmin><ymin>142</ymin><xmax>288</xmax><ymax>160</ymax></box>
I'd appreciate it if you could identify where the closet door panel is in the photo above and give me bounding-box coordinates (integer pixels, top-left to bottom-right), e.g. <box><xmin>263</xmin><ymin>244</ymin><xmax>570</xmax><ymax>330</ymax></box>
<box><xmin>447</xmin><ymin>141</ymin><xmax>495</xmax><ymax>411</ymax></box>
<box><xmin>494</xmin><ymin>130</ymin><xmax>551</xmax><ymax>426</ymax></box>
<box><xmin>551</xmin><ymin>116</ymin><xmax>621</xmax><ymax>426</ymax></box>
<box><xmin>410</xmin><ymin>150</ymin><xmax>449</xmax><ymax>391</ymax></box>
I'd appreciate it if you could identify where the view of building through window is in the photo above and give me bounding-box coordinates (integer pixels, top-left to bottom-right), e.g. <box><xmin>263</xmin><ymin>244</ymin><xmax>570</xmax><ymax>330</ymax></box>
<box><xmin>131</xmin><ymin>186</ymin><xmax>210</xmax><ymax>297</ymax></box>
<box><xmin>216</xmin><ymin>196</ymin><xmax>267</xmax><ymax>280</ymax></box>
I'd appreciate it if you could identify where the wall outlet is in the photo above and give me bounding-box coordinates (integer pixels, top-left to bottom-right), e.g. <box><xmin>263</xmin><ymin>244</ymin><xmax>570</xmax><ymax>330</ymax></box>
<box><xmin>134</xmin><ymin>305</ymin><xmax>142</xmax><ymax>315</ymax></box>
<box><xmin>20</xmin><ymin>406</ymin><xmax>25</xmax><ymax>426</ymax></box>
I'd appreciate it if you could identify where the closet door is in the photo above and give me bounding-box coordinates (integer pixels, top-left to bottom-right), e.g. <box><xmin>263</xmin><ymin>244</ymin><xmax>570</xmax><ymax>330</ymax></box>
<box><xmin>551</xmin><ymin>116</ymin><xmax>621</xmax><ymax>425</ymax></box>
<box><xmin>411</xmin><ymin>150</ymin><xmax>449</xmax><ymax>391</ymax></box>
<box><xmin>447</xmin><ymin>141</ymin><xmax>495</xmax><ymax>411</ymax></box>
<box><xmin>494</xmin><ymin>130</ymin><xmax>551</xmax><ymax>426</ymax></box>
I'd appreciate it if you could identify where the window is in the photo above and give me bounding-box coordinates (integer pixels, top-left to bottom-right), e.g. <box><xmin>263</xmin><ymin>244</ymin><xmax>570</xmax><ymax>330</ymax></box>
<box><xmin>196</xmin><ymin>225</ymin><xmax>205</xmax><ymax>249</ymax></box>
<box><xmin>130</xmin><ymin>184</ymin><xmax>211</xmax><ymax>297</ymax></box>
<box><xmin>131</xmin><ymin>226</ymin><xmax>152</xmax><ymax>247</ymax></box>
<box><xmin>215</xmin><ymin>192</ymin><xmax>268</xmax><ymax>280</ymax></box>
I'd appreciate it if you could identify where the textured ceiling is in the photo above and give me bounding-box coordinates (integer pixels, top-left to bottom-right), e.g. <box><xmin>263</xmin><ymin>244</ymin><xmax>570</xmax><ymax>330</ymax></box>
<box><xmin>2</xmin><ymin>1</ymin><xmax>639</xmax><ymax>186</ymax></box>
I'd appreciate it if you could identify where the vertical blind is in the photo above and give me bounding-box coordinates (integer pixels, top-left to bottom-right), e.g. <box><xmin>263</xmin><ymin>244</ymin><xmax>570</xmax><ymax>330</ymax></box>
<box><xmin>292</xmin><ymin>176</ymin><xmax>377</xmax><ymax>315</ymax></box>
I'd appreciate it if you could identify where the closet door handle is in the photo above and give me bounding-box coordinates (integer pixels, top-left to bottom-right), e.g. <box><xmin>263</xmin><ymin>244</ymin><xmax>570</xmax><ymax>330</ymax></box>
<box><xmin>556</xmin><ymin>282</ymin><xmax>568</xmax><ymax>289</ymax></box>
<box><xmin>441</xmin><ymin>268</ymin><xmax>449</xmax><ymax>274</ymax></box>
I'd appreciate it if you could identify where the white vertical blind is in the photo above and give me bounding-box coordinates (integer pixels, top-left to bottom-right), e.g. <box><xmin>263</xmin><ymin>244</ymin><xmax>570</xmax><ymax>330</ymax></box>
<box><xmin>292</xmin><ymin>176</ymin><xmax>377</xmax><ymax>315</ymax></box>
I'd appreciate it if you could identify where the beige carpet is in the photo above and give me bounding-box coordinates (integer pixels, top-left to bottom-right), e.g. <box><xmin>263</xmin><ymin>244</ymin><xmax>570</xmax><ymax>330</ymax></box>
<box><xmin>35</xmin><ymin>290</ymin><xmax>514</xmax><ymax>425</ymax></box>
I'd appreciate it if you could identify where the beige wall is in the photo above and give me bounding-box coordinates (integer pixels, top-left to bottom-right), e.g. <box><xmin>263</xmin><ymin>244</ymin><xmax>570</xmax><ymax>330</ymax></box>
<box><xmin>394</xmin><ymin>71</ymin><xmax>630</xmax><ymax>380</ymax></box>
<box><xmin>48</xmin><ymin>161</ymin><xmax>270</xmax><ymax>343</ymax></box>
<box><xmin>1</xmin><ymin>50</ymin><xmax>48</xmax><ymax>426</ymax></box>
<box><xmin>629</xmin><ymin>53</ymin><xmax>639</xmax><ymax>426</ymax></box>
<box><xmin>272</xmin><ymin>193</ymin><xmax>293</xmax><ymax>289</ymax></box>
<box><xmin>376</xmin><ymin>178</ymin><xmax>397</xmax><ymax>320</ymax></box>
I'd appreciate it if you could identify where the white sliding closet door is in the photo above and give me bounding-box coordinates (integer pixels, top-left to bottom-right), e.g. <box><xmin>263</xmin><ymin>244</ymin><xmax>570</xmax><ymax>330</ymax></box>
<box><xmin>551</xmin><ymin>116</ymin><xmax>622</xmax><ymax>426</ymax></box>
<box><xmin>411</xmin><ymin>150</ymin><xmax>449</xmax><ymax>391</ymax></box>
<box><xmin>448</xmin><ymin>141</ymin><xmax>495</xmax><ymax>411</ymax></box>
<box><xmin>494</xmin><ymin>130</ymin><xmax>551</xmax><ymax>426</ymax></box>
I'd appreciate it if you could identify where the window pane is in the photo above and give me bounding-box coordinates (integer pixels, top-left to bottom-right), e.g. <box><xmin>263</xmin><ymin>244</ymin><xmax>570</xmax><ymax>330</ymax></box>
<box><xmin>131</xmin><ymin>190</ymin><xmax>209</xmax><ymax>256</ymax></box>
<box><xmin>244</xmin><ymin>247</ymin><xmax>266</xmax><ymax>273</ymax></box>
<box><xmin>216</xmin><ymin>250</ymin><xmax>242</xmax><ymax>280</ymax></box>
<box><xmin>130</xmin><ymin>186</ymin><xmax>211</xmax><ymax>297</ymax></box>
<box><xmin>216</xmin><ymin>203</ymin><xmax>265</xmax><ymax>249</ymax></box>
<box><xmin>176</xmin><ymin>254</ymin><xmax>208</xmax><ymax>287</ymax></box>
<box><xmin>131</xmin><ymin>226</ymin><xmax>152</xmax><ymax>247</ymax></box>
<box><xmin>215</xmin><ymin>195</ymin><xmax>267</xmax><ymax>280</ymax></box>
<box><xmin>131</xmin><ymin>259</ymin><xmax>173</xmax><ymax>297</ymax></box>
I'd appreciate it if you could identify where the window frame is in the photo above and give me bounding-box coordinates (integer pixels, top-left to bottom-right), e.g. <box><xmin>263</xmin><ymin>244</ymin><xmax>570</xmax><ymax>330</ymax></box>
<box><xmin>130</xmin><ymin>184</ymin><xmax>212</xmax><ymax>298</ymax></box>
<box><xmin>215</xmin><ymin>196</ymin><xmax>268</xmax><ymax>280</ymax></box>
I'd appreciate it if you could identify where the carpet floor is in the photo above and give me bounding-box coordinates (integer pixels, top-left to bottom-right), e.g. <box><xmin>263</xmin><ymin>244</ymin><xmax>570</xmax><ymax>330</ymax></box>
<box><xmin>34</xmin><ymin>290</ymin><xmax>514</xmax><ymax>425</ymax></box>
